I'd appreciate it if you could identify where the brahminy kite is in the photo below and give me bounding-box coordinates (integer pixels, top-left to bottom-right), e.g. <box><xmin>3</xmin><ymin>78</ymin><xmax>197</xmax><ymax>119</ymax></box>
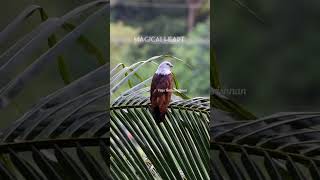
<box><xmin>150</xmin><ymin>61</ymin><xmax>174</xmax><ymax>123</ymax></box>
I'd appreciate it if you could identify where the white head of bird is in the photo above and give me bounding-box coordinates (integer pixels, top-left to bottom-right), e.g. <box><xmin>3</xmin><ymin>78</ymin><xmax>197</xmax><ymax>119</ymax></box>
<box><xmin>155</xmin><ymin>61</ymin><xmax>173</xmax><ymax>75</ymax></box>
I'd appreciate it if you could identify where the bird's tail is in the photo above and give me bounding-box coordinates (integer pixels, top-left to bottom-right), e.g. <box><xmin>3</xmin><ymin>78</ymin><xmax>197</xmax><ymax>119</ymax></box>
<box><xmin>151</xmin><ymin>106</ymin><xmax>166</xmax><ymax>124</ymax></box>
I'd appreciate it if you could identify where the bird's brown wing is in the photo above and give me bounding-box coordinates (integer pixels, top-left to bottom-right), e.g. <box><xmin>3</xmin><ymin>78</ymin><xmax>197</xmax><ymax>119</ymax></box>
<box><xmin>150</xmin><ymin>73</ymin><xmax>173</xmax><ymax>122</ymax></box>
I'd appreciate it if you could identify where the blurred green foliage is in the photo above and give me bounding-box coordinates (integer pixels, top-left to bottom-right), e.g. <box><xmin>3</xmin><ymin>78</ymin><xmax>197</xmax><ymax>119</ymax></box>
<box><xmin>110</xmin><ymin>22</ymin><xmax>140</xmax><ymax>68</ymax></box>
<box><xmin>111</xmin><ymin>0</ymin><xmax>210</xmax><ymax>97</ymax></box>
<box><xmin>172</xmin><ymin>20</ymin><xmax>210</xmax><ymax>96</ymax></box>
<box><xmin>214</xmin><ymin>0</ymin><xmax>320</xmax><ymax>116</ymax></box>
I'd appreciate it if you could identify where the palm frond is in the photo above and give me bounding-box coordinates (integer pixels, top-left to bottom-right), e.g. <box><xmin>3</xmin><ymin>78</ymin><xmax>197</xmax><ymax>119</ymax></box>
<box><xmin>0</xmin><ymin>1</ymin><xmax>109</xmax><ymax>179</ymax></box>
<box><xmin>211</xmin><ymin>88</ymin><xmax>256</xmax><ymax>121</ymax></box>
<box><xmin>210</xmin><ymin>1</ymin><xmax>320</xmax><ymax>179</ymax></box>
<box><xmin>211</xmin><ymin>110</ymin><xmax>320</xmax><ymax>179</ymax></box>
<box><xmin>211</xmin><ymin>33</ymin><xmax>320</xmax><ymax>178</ymax></box>
<box><xmin>110</xmin><ymin>59</ymin><xmax>210</xmax><ymax>180</ymax></box>
<box><xmin>111</xmin><ymin>97</ymin><xmax>210</xmax><ymax>180</ymax></box>
<box><xmin>0</xmin><ymin>64</ymin><xmax>109</xmax><ymax>179</ymax></box>
<box><xmin>211</xmin><ymin>53</ymin><xmax>320</xmax><ymax>178</ymax></box>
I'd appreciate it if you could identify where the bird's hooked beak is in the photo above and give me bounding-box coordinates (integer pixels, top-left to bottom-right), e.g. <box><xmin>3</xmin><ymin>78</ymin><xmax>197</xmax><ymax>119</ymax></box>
<box><xmin>169</xmin><ymin>63</ymin><xmax>173</xmax><ymax>68</ymax></box>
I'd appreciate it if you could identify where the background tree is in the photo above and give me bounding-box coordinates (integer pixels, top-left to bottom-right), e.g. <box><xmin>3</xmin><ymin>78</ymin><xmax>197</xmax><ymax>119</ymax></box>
<box><xmin>110</xmin><ymin>0</ymin><xmax>210</xmax><ymax>98</ymax></box>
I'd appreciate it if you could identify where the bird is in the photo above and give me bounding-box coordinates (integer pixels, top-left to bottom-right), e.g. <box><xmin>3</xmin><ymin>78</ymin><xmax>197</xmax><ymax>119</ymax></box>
<box><xmin>150</xmin><ymin>61</ymin><xmax>174</xmax><ymax>123</ymax></box>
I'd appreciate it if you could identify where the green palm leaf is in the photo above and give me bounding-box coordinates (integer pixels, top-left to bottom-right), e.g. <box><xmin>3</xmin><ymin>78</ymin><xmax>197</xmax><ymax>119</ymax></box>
<box><xmin>211</xmin><ymin>0</ymin><xmax>320</xmax><ymax>174</ymax></box>
<box><xmin>211</xmin><ymin>111</ymin><xmax>320</xmax><ymax>179</ymax></box>
<box><xmin>211</xmin><ymin>45</ymin><xmax>320</xmax><ymax>179</ymax></box>
<box><xmin>0</xmin><ymin>1</ymin><xmax>110</xmax><ymax>179</ymax></box>
<box><xmin>110</xmin><ymin>59</ymin><xmax>210</xmax><ymax>180</ymax></box>
<box><xmin>211</xmin><ymin>48</ymin><xmax>320</xmax><ymax>179</ymax></box>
